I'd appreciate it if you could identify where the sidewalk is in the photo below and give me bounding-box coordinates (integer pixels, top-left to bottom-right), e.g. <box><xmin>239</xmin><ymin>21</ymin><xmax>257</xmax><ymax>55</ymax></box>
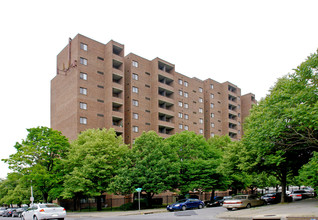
<box><xmin>217</xmin><ymin>198</ymin><xmax>318</xmax><ymax>220</ymax></box>
<box><xmin>66</xmin><ymin>208</ymin><xmax>166</xmax><ymax>218</ymax></box>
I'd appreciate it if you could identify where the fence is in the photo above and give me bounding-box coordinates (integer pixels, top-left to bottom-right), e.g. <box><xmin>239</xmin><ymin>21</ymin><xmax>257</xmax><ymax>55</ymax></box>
<box><xmin>60</xmin><ymin>191</ymin><xmax>231</xmax><ymax>212</ymax></box>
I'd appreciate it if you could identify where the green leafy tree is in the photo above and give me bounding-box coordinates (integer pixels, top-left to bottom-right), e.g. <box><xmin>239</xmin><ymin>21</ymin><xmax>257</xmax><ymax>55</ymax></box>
<box><xmin>2</xmin><ymin>126</ymin><xmax>70</xmax><ymax>202</ymax></box>
<box><xmin>298</xmin><ymin>151</ymin><xmax>318</xmax><ymax>194</ymax></box>
<box><xmin>62</xmin><ymin>128</ymin><xmax>129</xmax><ymax>211</ymax></box>
<box><xmin>242</xmin><ymin>50</ymin><xmax>318</xmax><ymax>202</ymax></box>
<box><xmin>109</xmin><ymin>131</ymin><xmax>180</xmax><ymax>204</ymax></box>
<box><xmin>165</xmin><ymin>131</ymin><xmax>221</xmax><ymax>195</ymax></box>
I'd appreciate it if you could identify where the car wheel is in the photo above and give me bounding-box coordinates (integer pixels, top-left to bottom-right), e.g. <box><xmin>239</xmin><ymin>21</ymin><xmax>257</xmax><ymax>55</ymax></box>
<box><xmin>219</xmin><ymin>202</ymin><xmax>223</xmax><ymax>206</ymax></box>
<box><xmin>227</xmin><ymin>208</ymin><xmax>233</xmax><ymax>211</ymax></box>
<box><xmin>33</xmin><ymin>215</ymin><xmax>38</xmax><ymax>220</ymax></box>
<box><xmin>246</xmin><ymin>203</ymin><xmax>251</xmax><ymax>208</ymax></box>
<box><xmin>181</xmin><ymin>206</ymin><xmax>186</xmax><ymax>211</ymax></box>
<box><xmin>198</xmin><ymin>204</ymin><xmax>203</xmax><ymax>209</ymax></box>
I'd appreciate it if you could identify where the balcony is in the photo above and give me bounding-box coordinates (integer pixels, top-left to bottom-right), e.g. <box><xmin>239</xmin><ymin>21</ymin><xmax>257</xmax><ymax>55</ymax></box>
<box><xmin>112</xmin><ymin>102</ymin><xmax>123</xmax><ymax>113</ymax></box>
<box><xmin>158</xmin><ymin>100</ymin><xmax>174</xmax><ymax>112</ymax></box>
<box><xmin>113</xmin><ymin>59</ymin><xmax>123</xmax><ymax>71</ymax></box>
<box><xmin>158</xmin><ymin>125</ymin><xmax>174</xmax><ymax>136</ymax></box>
<box><xmin>228</xmin><ymin>85</ymin><xmax>237</xmax><ymax>94</ymax></box>
<box><xmin>112</xmin><ymin>116</ymin><xmax>123</xmax><ymax>127</ymax></box>
<box><xmin>229</xmin><ymin>122</ymin><xmax>237</xmax><ymax>129</ymax></box>
<box><xmin>113</xmin><ymin>45</ymin><xmax>124</xmax><ymax>57</ymax></box>
<box><xmin>229</xmin><ymin>104</ymin><xmax>237</xmax><ymax>112</ymax></box>
<box><xmin>158</xmin><ymin>61</ymin><xmax>174</xmax><ymax>74</ymax></box>
<box><xmin>229</xmin><ymin>132</ymin><xmax>237</xmax><ymax>139</ymax></box>
<box><xmin>158</xmin><ymin>87</ymin><xmax>174</xmax><ymax>99</ymax></box>
<box><xmin>113</xmin><ymin>87</ymin><xmax>123</xmax><ymax>99</ymax></box>
<box><xmin>228</xmin><ymin>94</ymin><xmax>237</xmax><ymax>103</ymax></box>
<box><xmin>113</xmin><ymin>73</ymin><xmax>123</xmax><ymax>85</ymax></box>
<box><xmin>158</xmin><ymin>74</ymin><xmax>173</xmax><ymax>87</ymax></box>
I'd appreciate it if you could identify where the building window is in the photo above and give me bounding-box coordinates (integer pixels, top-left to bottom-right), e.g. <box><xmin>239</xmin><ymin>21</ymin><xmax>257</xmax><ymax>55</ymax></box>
<box><xmin>184</xmin><ymin>103</ymin><xmax>189</xmax><ymax>109</ymax></box>
<box><xmin>80</xmin><ymin>43</ymin><xmax>88</xmax><ymax>51</ymax></box>
<box><xmin>132</xmin><ymin>61</ymin><xmax>138</xmax><ymax>67</ymax></box>
<box><xmin>97</xmin><ymin>99</ymin><xmax>104</xmax><ymax>103</ymax></box>
<box><xmin>97</xmin><ymin>114</ymin><xmax>104</xmax><ymax>117</ymax></box>
<box><xmin>184</xmin><ymin>81</ymin><xmax>188</xmax><ymax>87</ymax></box>
<box><xmin>97</xmin><ymin>85</ymin><xmax>104</xmax><ymax>89</ymax></box>
<box><xmin>199</xmin><ymin>118</ymin><xmax>203</xmax><ymax>124</ymax></box>
<box><xmin>80</xmin><ymin>72</ymin><xmax>87</xmax><ymax>80</ymax></box>
<box><xmin>211</xmin><ymin>133</ymin><xmax>215</xmax><ymax>137</ymax></box>
<box><xmin>211</xmin><ymin>94</ymin><xmax>214</xmax><ymax>99</ymax></box>
<box><xmin>97</xmin><ymin>71</ymin><xmax>104</xmax><ymax>75</ymax></box>
<box><xmin>179</xmin><ymin>124</ymin><xmax>183</xmax><ymax>129</ymax></box>
<box><xmin>80</xmin><ymin>87</ymin><xmax>87</xmax><ymax>95</ymax></box>
<box><xmin>211</xmin><ymin>123</ymin><xmax>215</xmax><ymax>128</ymax></box>
<box><xmin>133</xmin><ymin>100</ymin><xmax>139</xmax><ymax>106</ymax></box>
<box><xmin>178</xmin><ymin>79</ymin><xmax>183</xmax><ymax>85</ymax></box>
<box><xmin>178</xmin><ymin>101</ymin><xmax>183</xmax><ymax>107</ymax></box>
<box><xmin>210</xmin><ymin>84</ymin><xmax>214</xmax><ymax>89</ymax></box>
<box><xmin>199</xmin><ymin>87</ymin><xmax>203</xmax><ymax>93</ymax></box>
<box><xmin>80</xmin><ymin>102</ymin><xmax>87</xmax><ymax>110</ymax></box>
<box><xmin>132</xmin><ymin>73</ymin><xmax>139</xmax><ymax>80</ymax></box>
<box><xmin>97</xmin><ymin>56</ymin><xmax>104</xmax><ymax>61</ymax></box>
<box><xmin>199</xmin><ymin>108</ymin><xmax>203</xmax><ymax>113</ymax></box>
<box><xmin>133</xmin><ymin>126</ymin><xmax>139</xmax><ymax>133</ymax></box>
<box><xmin>199</xmin><ymin>98</ymin><xmax>203</xmax><ymax>103</ymax></box>
<box><xmin>211</xmin><ymin>103</ymin><xmax>214</xmax><ymax>108</ymax></box>
<box><xmin>211</xmin><ymin>113</ymin><xmax>215</xmax><ymax>118</ymax></box>
<box><xmin>185</xmin><ymin>114</ymin><xmax>189</xmax><ymax>120</ymax></box>
<box><xmin>80</xmin><ymin>57</ymin><xmax>88</xmax><ymax>65</ymax></box>
<box><xmin>132</xmin><ymin>86</ymin><xmax>139</xmax><ymax>93</ymax></box>
<box><xmin>179</xmin><ymin>90</ymin><xmax>183</xmax><ymax>96</ymax></box>
<box><xmin>184</xmin><ymin>92</ymin><xmax>188</xmax><ymax>98</ymax></box>
<box><xmin>80</xmin><ymin>117</ymin><xmax>87</xmax><ymax>124</ymax></box>
<box><xmin>184</xmin><ymin>125</ymin><xmax>189</xmax><ymax>130</ymax></box>
<box><xmin>133</xmin><ymin>113</ymin><xmax>139</xmax><ymax>119</ymax></box>
<box><xmin>199</xmin><ymin>129</ymin><xmax>203</xmax><ymax>134</ymax></box>
<box><xmin>178</xmin><ymin>112</ymin><xmax>183</xmax><ymax>118</ymax></box>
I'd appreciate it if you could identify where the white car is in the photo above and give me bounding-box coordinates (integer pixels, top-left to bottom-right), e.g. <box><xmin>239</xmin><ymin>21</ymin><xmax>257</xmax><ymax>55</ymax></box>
<box><xmin>22</xmin><ymin>203</ymin><xmax>66</xmax><ymax>220</ymax></box>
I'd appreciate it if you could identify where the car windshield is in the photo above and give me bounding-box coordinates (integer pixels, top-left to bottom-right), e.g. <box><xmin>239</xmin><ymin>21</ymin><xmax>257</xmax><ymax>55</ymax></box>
<box><xmin>176</xmin><ymin>199</ymin><xmax>187</xmax><ymax>203</ymax></box>
<box><xmin>39</xmin><ymin>204</ymin><xmax>61</xmax><ymax>208</ymax></box>
<box><xmin>233</xmin><ymin>195</ymin><xmax>248</xmax><ymax>200</ymax></box>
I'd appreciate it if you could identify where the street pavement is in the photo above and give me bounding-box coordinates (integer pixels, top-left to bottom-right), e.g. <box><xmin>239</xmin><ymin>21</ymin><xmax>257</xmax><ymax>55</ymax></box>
<box><xmin>66</xmin><ymin>198</ymin><xmax>318</xmax><ymax>220</ymax></box>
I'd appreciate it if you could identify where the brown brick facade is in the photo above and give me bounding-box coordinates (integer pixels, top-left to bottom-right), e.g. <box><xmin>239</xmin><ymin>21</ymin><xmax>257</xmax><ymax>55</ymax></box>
<box><xmin>51</xmin><ymin>34</ymin><xmax>256</xmax><ymax>144</ymax></box>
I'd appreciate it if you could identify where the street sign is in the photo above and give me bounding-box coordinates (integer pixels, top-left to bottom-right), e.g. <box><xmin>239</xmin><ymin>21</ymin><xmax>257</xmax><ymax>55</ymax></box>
<box><xmin>30</xmin><ymin>197</ymin><xmax>34</xmax><ymax>202</ymax></box>
<box><xmin>136</xmin><ymin>188</ymin><xmax>142</xmax><ymax>192</ymax></box>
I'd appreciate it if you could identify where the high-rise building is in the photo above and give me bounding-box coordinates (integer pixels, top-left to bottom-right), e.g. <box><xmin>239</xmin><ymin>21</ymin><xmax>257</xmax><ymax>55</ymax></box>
<box><xmin>51</xmin><ymin>34</ymin><xmax>256</xmax><ymax>143</ymax></box>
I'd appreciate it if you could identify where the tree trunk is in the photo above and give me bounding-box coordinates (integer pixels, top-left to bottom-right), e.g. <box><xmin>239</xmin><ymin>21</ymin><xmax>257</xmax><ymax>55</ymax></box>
<box><xmin>280</xmin><ymin>170</ymin><xmax>287</xmax><ymax>203</ymax></box>
<box><xmin>43</xmin><ymin>192</ymin><xmax>48</xmax><ymax>203</ymax></box>
<box><xmin>96</xmin><ymin>196</ymin><xmax>102</xmax><ymax>211</ymax></box>
<box><xmin>211</xmin><ymin>189</ymin><xmax>215</xmax><ymax>200</ymax></box>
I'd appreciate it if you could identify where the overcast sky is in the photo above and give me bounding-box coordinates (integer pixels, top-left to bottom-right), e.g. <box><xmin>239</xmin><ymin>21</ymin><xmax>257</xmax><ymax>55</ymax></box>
<box><xmin>1</xmin><ymin>0</ymin><xmax>318</xmax><ymax>179</ymax></box>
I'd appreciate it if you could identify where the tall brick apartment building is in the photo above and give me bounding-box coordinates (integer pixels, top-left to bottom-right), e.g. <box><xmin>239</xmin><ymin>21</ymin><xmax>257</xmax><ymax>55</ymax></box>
<box><xmin>51</xmin><ymin>34</ymin><xmax>256</xmax><ymax>144</ymax></box>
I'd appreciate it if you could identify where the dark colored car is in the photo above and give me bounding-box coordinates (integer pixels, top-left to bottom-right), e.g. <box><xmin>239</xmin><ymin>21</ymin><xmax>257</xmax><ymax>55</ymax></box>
<box><xmin>261</xmin><ymin>193</ymin><xmax>281</xmax><ymax>204</ymax></box>
<box><xmin>167</xmin><ymin>198</ymin><xmax>205</xmax><ymax>211</ymax></box>
<box><xmin>2</xmin><ymin>208</ymin><xmax>16</xmax><ymax>217</ymax></box>
<box><xmin>12</xmin><ymin>206</ymin><xmax>28</xmax><ymax>217</ymax></box>
<box><xmin>205</xmin><ymin>196</ymin><xmax>224</xmax><ymax>207</ymax></box>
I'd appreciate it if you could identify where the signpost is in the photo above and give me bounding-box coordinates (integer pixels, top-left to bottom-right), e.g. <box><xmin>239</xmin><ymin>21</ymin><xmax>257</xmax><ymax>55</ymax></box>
<box><xmin>136</xmin><ymin>188</ymin><xmax>142</xmax><ymax>211</ymax></box>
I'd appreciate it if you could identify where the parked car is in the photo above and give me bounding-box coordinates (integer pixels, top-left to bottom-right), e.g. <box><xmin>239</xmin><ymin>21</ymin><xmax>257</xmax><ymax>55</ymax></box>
<box><xmin>22</xmin><ymin>203</ymin><xmax>66</xmax><ymax>220</ymax></box>
<box><xmin>223</xmin><ymin>194</ymin><xmax>265</xmax><ymax>211</ymax></box>
<box><xmin>2</xmin><ymin>208</ymin><xmax>16</xmax><ymax>217</ymax></box>
<box><xmin>205</xmin><ymin>196</ymin><xmax>224</xmax><ymax>207</ymax></box>
<box><xmin>0</xmin><ymin>207</ymin><xmax>6</xmax><ymax>216</ymax></box>
<box><xmin>167</xmin><ymin>198</ymin><xmax>205</xmax><ymax>211</ymax></box>
<box><xmin>290</xmin><ymin>191</ymin><xmax>303</xmax><ymax>201</ymax></box>
<box><xmin>261</xmin><ymin>193</ymin><xmax>281</xmax><ymax>204</ymax></box>
<box><xmin>292</xmin><ymin>190</ymin><xmax>314</xmax><ymax>199</ymax></box>
<box><xmin>12</xmin><ymin>206</ymin><xmax>28</xmax><ymax>217</ymax></box>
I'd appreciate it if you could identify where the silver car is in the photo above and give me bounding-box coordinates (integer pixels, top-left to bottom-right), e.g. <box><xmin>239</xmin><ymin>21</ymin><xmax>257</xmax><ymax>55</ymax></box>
<box><xmin>223</xmin><ymin>194</ymin><xmax>265</xmax><ymax>211</ymax></box>
<box><xmin>22</xmin><ymin>203</ymin><xmax>66</xmax><ymax>220</ymax></box>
